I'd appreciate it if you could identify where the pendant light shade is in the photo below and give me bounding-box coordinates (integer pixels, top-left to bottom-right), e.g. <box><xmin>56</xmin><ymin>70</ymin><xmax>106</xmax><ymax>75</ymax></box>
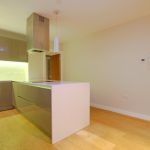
<box><xmin>54</xmin><ymin>36</ymin><xmax>59</xmax><ymax>52</ymax></box>
<box><xmin>53</xmin><ymin>10</ymin><xmax>60</xmax><ymax>52</ymax></box>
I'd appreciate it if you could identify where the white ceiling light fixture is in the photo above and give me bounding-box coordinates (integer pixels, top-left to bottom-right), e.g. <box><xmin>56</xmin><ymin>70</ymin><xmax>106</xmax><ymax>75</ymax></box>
<box><xmin>54</xmin><ymin>10</ymin><xmax>60</xmax><ymax>53</ymax></box>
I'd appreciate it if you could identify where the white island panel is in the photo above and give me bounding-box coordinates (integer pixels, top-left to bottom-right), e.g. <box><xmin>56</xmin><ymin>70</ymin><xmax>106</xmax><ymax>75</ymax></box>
<box><xmin>51</xmin><ymin>83</ymin><xmax>90</xmax><ymax>143</ymax></box>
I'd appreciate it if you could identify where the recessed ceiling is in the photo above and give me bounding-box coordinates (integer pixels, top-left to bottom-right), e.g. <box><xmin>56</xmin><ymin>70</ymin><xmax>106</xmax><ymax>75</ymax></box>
<box><xmin>1</xmin><ymin>0</ymin><xmax>150</xmax><ymax>42</ymax></box>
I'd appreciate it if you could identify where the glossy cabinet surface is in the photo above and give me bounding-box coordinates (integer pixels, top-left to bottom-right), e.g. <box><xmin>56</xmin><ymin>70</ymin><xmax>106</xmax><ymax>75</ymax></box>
<box><xmin>0</xmin><ymin>81</ymin><xmax>13</xmax><ymax>111</ymax></box>
<box><xmin>13</xmin><ymin>82</ymin><xmax>51</xmax><ymax>136</ymax></box>
<box><xmin>0</xmin><ymin>36</ymin><xmax>27</xmax><ymax>62</ymax></box>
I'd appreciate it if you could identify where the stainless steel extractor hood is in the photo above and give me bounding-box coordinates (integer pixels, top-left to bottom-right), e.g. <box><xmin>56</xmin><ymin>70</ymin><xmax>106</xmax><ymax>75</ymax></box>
<box><xmin>26</xmin><ymin>13</ymin><xmax>50</xmax><ymax>52</ymax></box>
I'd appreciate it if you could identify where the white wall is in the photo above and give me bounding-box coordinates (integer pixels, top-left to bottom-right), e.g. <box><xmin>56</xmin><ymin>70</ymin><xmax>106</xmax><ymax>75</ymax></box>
<box><xmin>62</xmin><ymin>15</ymin><xmax>150</xmax><ymax>120</ymax></box>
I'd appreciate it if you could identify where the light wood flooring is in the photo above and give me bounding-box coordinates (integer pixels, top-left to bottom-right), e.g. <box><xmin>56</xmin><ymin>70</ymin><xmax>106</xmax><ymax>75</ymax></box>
<box><xmin>0</xmin><ymin>107</ymin><xmax>150</xmax><ymax>150</ymax></box>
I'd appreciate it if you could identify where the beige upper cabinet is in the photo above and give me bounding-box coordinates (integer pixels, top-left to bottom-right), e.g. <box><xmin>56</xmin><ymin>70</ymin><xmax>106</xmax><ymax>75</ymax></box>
<box><xmin>0</xmin><ymin>36</ymin><xmax>12</xmax><ymax>60</ymax></box>
<box><xmin>27</xmin><ymin>13</ymin><xmax>49</xmax><ymax>51</ymax></box>
<box><xmin>0</xmin><ymin>36</ymin><xmax>27</xmax><ymax>62</ymax></box>
<box><xmin>12</xmin><ymin>39</ymin><xmax>27</xmax><ymax>62</ymax></box>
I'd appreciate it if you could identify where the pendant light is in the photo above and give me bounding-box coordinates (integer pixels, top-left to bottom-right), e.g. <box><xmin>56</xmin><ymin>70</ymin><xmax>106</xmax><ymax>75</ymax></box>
<box><xmin>54</xmin><ymin>10</ymin><xmax>59</xmax><ymax>52</ymax></box>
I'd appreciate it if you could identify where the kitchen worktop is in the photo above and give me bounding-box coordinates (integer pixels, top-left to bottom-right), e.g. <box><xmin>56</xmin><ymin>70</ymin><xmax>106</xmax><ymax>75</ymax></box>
<box><xmin>14</xmin><ymin>80</ymin><xmax>86</xmax><ymax>89</ymax></box>
<box><xmin>0</xmin><ymin>80</ymin><xmax>12</xmax><ymax>82</ymax></box>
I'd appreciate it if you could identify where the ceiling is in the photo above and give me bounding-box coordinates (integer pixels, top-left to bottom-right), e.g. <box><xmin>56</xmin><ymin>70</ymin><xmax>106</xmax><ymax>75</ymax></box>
<box><xmin>1</xmin><ymin>0</ymin><xmax>150</xmax><ymax>42</ymax></box>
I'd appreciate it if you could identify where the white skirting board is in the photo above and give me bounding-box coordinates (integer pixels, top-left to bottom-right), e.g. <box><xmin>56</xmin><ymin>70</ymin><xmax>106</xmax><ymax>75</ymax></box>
<box><xmin>91</xmin><ymin>102</ymin><xmax>150</xmax><ymax>121</ymax></box>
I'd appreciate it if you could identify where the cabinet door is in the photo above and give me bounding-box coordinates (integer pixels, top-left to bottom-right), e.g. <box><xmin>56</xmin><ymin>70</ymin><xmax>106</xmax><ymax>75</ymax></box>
<box><xmin>11</xmin><ymin>39</ymin><xmax>19</xmax><ymax>61</ymax></box>
<box><xmin>18</xmin><ymin>40</ymin><xmax>27</xmax><ymax>62</ymax></box>
<box><xmin>0</xmin><ymin>36</ymin><xmax>27</xmax><ymax>62</ymax></box>
<box><xmin>0</xmin><ymin>82</ymin><xmax>12</xmax><ymax>107</ymax></box>
<box><xmin>12</xmin><ymin>39</ymin><xmax>27</xmax><ymax>62</ymax></box>
<box><xmin>0</xmin><ymin>36</ymin><xmax>12</xmax><ymax>60</ymax></box>
<box><xmin>13</xmin><ymin>82</ymin><xmax>52</xmax><ymax>136</ymax></box>
<box><xmin>48</xmin><ymin>54</ymin><xmax>61</xmax><ymax>80</ymax></box>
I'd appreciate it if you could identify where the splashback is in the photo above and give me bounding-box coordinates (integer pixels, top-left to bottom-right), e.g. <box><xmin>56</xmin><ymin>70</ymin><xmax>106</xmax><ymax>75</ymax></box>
<box><xmin>0</xmin><ymin>61</ymin><xmax>28</xmax><ymax>81</ymax></box>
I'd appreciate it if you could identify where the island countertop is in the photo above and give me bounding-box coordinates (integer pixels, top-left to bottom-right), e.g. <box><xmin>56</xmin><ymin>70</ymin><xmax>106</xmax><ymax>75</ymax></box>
<box><xmin>13</xmin><ymin>81</ymin><xmax>88</xmax><ymax>89</ymax></box>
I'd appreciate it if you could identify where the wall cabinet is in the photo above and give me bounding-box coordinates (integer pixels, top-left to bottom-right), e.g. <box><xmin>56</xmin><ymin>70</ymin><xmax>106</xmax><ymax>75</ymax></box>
<box><xmin>0</xmin><ymin>36</ymin><xmax>27</xmax><ymax>62</ymax></box>
<box><xmin>0</xmin><ymin>81</ymin><xmax>13</xmax><ymax>111</ymax></box>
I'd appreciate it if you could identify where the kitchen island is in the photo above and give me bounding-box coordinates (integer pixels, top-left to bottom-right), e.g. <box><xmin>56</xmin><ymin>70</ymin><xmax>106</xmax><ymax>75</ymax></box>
<box><xmin>13</xmin><ymin>81</ymin><xmax>90</xmax><ymax>143</ymax></box>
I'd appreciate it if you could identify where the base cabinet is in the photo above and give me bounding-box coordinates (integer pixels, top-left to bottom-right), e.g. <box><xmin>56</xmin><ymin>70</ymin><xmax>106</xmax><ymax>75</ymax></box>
<box><xmin>13</xmin><ymin>82</ymin><xmax>51</xmax><ymax>136</ymax></box>
<box><xmin>0</xmin><ymin>81</ymin><xmax>13</xmax><ymax>111</ymax></box>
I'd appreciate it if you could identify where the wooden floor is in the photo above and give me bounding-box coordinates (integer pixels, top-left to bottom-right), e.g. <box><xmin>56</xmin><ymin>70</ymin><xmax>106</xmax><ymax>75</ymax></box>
<box><xmin>0</xmin><ymin>107</ymin><xmax>150</xmax><ymax>150</ymax></box>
